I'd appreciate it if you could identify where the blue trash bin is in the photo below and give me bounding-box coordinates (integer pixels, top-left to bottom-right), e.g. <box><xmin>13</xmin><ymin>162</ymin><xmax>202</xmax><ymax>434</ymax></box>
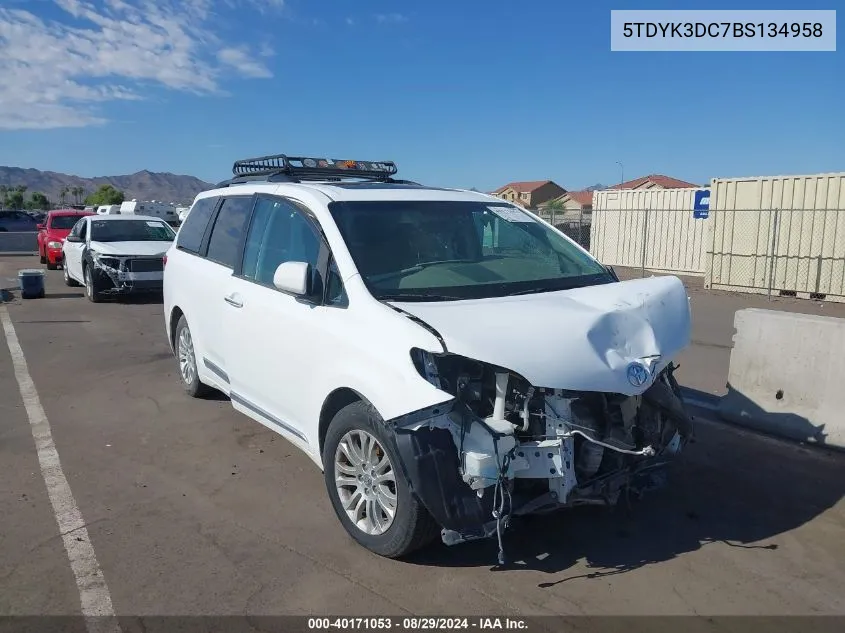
<box><xmin>18</xmin><ymin>269</ymin><xmax>46</xmax><ymax>299</ymax></box>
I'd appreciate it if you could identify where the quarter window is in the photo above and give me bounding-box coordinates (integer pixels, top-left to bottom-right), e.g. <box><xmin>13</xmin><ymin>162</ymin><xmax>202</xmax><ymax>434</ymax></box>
<box><xmin>205</xmin><ymin>196</ymin><xmax>254</xmax><ymax>268</ymax></box>
<box><xmin>325</xmin><ymin>258</ymin><xmax>347</xmax><ymax>306</ymax></box>
<box><xmin>176</xmin><ymin>197</ymin><xmax>217</xmax><ymax>254</ymax></box>
<box><xmin>241</xmin><ymin>197</ymin><xmax>322</xmax><ymax>288</ymax></box>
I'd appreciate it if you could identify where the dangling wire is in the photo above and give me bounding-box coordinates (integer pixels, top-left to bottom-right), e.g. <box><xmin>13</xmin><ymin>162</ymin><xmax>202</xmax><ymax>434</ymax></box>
<box><xmin>491</xmin><ymin>439</ymin><xmax>514</xmax><ymax>566</ymax></box>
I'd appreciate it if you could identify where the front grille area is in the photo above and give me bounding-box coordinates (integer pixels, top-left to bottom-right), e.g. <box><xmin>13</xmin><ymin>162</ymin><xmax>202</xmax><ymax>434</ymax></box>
<box><xmin>129</xmin><ymin>258</ymin><xmax>164</xmax><ymax>273</ymax></box>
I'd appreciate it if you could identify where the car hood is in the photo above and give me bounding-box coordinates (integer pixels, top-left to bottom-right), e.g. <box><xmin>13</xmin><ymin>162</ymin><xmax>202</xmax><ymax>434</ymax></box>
<box><xmin>89</xmin><ymin>241</ymin><xmax>172</xmax><ymax>256</ymax></box>
<box><xmin>390</xmin><ymin>275</ymin><xmax>692</xmax><ymax>396</ymax></box>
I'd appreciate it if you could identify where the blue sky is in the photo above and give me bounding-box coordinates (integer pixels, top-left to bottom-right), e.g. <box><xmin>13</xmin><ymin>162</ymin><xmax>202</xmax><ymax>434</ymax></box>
<box><xmin>0</xmin><ymin>0</ymin><xmax>842</xmax><ymax>192</ymax></box>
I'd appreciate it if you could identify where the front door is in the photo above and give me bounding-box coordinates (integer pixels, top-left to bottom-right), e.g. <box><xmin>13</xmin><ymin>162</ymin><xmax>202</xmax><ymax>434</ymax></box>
<box><xmin>64</xmin><ymin>218</ymin><xmax>88</xmax><ymax>280</ymax></box>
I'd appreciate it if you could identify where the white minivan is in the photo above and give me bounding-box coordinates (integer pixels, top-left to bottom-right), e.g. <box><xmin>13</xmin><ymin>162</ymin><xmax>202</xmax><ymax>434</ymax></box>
<box><xmin>162</xmin><ymin>154</ymin><xmax>693</xmax><ymax>561</ymax></box>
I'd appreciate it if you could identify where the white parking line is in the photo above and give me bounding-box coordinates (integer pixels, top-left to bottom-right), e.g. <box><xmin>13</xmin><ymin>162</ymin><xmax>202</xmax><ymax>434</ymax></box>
<box><xmin>0</xmin><ymin>305</ymin><xmax>121</xmax><ymax>632</ymax></box>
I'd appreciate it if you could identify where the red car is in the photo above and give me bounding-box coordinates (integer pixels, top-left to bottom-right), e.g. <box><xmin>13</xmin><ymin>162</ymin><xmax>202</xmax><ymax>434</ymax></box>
<box><xmin>38</xmin><ymin>209</ymin><xmax>95</xmax><ymax>269</ymax></box>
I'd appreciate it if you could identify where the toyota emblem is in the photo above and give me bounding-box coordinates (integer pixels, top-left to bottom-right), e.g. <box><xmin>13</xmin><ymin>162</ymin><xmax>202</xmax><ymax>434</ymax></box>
<box><xmin>626</xmin><ymin>362</ymin><xmax>650</xmax><ymax>387</ymax></box>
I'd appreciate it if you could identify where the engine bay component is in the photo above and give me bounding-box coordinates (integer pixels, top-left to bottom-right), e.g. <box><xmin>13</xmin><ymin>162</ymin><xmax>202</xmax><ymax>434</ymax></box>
<box><xmin>395</xmin><ymin>349</ymin><xmax>693</xmax><ymax>563</ymax></box>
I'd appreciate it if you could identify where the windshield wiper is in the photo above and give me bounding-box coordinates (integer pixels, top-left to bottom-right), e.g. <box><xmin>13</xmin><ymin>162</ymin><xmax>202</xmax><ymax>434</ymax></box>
<box><xmin>369</xmin><ymin>259</ymin><xmax>477</xmax><ymax>282</ymax></box>
<box><xmin>378</xmin><ymin>293</ymin><xmax>465</xmax><ymax>302</ymax></box>
<box><xmin>504</xmin><ymin>286</ymin><xmax>557</xmax><ymax>296</ymax></box>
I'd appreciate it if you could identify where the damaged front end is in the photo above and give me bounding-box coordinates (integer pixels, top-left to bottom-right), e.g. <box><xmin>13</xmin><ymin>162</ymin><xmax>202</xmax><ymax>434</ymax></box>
<box><xmin>89</xmin><ymin>253</ymin><xmax>165</xmax><ymax>295</ymax></box>
<box><xmin>389</xmin><ymin>350</ymin><xmax>694</xmax><ymax>562</ymax></box>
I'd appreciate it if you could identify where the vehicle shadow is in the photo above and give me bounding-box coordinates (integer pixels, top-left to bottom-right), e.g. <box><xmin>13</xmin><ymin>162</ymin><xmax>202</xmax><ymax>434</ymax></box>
<box><xmin>405</xmin><ymin>392</ymin><xmax>844</xmax><ymax>581</ymax></box>
<box><xmin>199</xmin><ymin>390</ymin><xmax>230</xmax><ymax>402</ymax></box>
<box><xmin>44</xmin><ymin>292</ymin><xmax>85</xmax><ymax>299</ymax></box>
<box><xmin>115</xmin><ymin>294</ymin><xmax>164</xmax><ymax>305</ymax></box>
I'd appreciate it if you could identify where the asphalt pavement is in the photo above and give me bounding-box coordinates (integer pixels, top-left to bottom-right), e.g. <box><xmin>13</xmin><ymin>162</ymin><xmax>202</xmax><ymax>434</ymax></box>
<box><xmin>1</xmin><ymin>255</ymin><xmax>843</xmax><ymax>619</ymax></box>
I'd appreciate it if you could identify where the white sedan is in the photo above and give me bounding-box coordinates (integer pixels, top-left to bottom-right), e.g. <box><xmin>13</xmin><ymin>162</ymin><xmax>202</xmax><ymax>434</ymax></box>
<box><xmin>62</xmin><ymin>214</ymin><xmax>176</xmax><ymax>302</ymax></box>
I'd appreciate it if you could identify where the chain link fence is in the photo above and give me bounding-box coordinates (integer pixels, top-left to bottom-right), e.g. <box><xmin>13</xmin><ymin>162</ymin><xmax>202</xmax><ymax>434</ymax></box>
<box><xmin>580</xmin><ymin>207</ymin><xmax>845</xmax><ymax>302</ymax></box>
<box><xmin>535</xmin><ymin>208</ymin><xmax>591</xmax><ymax>251</ymax></box>
<box><xmin>710</xmin><ymin>208</ymin><xmax>845</xmax><ymax>301</ymax></box>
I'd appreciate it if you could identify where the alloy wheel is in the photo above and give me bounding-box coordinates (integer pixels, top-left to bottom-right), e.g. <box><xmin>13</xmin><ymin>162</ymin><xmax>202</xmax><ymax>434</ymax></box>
<box><xmin>334</xmin><ymin>429</ymin><xmax>398</xmax><ymax>535</ymax></box>
<box><xmin>177</xmin><ymin>327</ymin><xmax>197</xmax><ymax>386</ymax></box>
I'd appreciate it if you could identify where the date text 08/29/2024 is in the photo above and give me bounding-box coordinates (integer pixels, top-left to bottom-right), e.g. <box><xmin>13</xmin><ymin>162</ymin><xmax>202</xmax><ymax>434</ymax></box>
<box><xmin>307</xmin><ymin>617</ymin><xmax>528</xmax><ymax>631</ymax></box>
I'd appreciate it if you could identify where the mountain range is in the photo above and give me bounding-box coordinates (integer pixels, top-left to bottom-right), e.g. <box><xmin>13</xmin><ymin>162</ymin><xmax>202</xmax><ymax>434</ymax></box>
<box><xmin>0</xmin><ymin>166</ymin><xmax>214</xmax><ymax>205</ymax></box>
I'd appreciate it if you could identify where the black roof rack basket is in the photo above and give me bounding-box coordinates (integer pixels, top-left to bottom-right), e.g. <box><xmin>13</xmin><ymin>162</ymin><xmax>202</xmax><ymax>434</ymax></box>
<box><xmin>216</xmin><ymin>154</ymin><xmax>404</xmax><ymax>187</ymax></box>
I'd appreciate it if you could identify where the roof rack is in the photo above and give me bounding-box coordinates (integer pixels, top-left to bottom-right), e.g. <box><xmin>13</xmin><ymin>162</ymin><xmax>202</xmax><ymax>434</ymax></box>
<box><xmin>215</xmin><ymin>154</ymin><xmax>416</xmax><ymax>188</ymax></box>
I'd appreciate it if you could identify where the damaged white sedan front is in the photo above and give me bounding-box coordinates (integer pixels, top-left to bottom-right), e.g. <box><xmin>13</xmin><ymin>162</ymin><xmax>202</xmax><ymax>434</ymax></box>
<box><xmin>63</xmin><ymin>214</ymin><xmax>176</xmax><ymax>302</ymax></box>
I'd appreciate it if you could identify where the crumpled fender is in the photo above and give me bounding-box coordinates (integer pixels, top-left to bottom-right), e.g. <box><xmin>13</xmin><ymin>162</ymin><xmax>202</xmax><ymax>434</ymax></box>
<box><xmin>392</xmin><ymin>420</ymin><xmax>495</xmax><ymax>534</ymax></box>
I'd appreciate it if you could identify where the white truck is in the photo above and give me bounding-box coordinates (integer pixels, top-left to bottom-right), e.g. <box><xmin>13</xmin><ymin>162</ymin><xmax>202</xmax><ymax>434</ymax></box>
<box><xmin>119</xmin><ymin>200</ymin><xmax>180</xmax><ymax>224</ymax></box>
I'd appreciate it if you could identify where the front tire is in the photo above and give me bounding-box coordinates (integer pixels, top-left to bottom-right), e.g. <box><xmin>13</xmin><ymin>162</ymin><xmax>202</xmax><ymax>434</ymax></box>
<box><xmin>323</xmin><ymin>401</ymin><xmax>440</xmax><ymax>558</ymax></box>
<box><xmin>83</xmin><ymin>265</ymin><xmax>102</xmax><ymax>302</ymax></box>
<box><xmin>40</xmin><ymin>251</ymin><xmax>46</xmax><ymax>264</ymax></box>
<box><xmin>175</xmin><ymin>315</ymin><xmax>211</xmax><ymax>398</ymax></box>
<box><xmin>46</xmin><ymin>258</ymin><xmax>58</xmax><ymax>270</ymax></box>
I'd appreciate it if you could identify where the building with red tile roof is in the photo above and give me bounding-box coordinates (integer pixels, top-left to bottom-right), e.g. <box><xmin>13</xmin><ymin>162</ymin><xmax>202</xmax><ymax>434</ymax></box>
<box><xmin>537</xmin><ymin>190</ymin><xmax>595</xmax><ymax>218</ymax></box>
<box><xmin>562</xmin><ymin>190</ymin><xmax>594</xmax><ymax>206</ymax></box>
<box><xmin>607</xmin><ymin>174</ymin><xmax>699</xmax><ymax>190</ymax></box>
<box><xmin>491</xmin><ymin>180</ymin><xmax>566</xmax><ymax>208</ymax></box>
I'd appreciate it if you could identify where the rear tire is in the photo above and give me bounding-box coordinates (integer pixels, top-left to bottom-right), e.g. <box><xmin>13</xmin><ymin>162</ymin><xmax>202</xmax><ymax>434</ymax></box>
<box><xmin>64</xmin><ymin>262</ymin><xmax>79</xmax><ymax>287</ymax></box>
<box><xmin>174</xmin><ymin>315</ymin><xmax>212</xmax><ymax>398</ymax></box>
<box><xmin>323</xmin><ymin>400</ymin><xmax>440</xmax><ymax>558</ymax></box>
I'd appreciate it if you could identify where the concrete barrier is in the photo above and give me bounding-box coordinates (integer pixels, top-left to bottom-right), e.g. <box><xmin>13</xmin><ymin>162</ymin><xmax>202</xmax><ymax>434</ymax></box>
<box><xmin>718</xmin><ymin>308</ymin><xmax>845</xmax><ymax>449</ymax></box>
<box><xmin>0</xmin><ymin>231</ymin><xmax>38</xmax><ymax>253</ymax></box>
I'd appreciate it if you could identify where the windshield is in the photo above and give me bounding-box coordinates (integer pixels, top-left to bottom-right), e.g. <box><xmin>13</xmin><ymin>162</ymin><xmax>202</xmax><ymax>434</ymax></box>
<box><xmin>90</xmin><ymin>219</ymin><xmax>176</xmax><ymax>242</ymax></box>
<box><xmin>329</xmin><ymin>200</ymin><xmax>613</xmax><ymax>301</ymax></box>
<box><xmin>51</xmin><ymin>215</ymin><xmax>87</xmax><ymax>230</ymax></box>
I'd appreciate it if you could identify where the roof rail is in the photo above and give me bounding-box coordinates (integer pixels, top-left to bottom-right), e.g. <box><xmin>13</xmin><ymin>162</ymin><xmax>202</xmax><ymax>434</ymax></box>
<box><xmin>214</xmin><ymin>153</ymin><xmax>410</xmax><ymax>188</ymax></box>
<box><xmin>215</xmin><ymin>173</ymin><xmax>296</xmax><ymax>188</ymax></box>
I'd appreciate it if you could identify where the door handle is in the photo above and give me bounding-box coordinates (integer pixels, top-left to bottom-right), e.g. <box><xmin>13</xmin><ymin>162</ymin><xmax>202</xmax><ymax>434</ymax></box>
<box><xmin>224</xmin><ymin>294</ymin><xmax>243</xmax><ymax>308</ymax></box>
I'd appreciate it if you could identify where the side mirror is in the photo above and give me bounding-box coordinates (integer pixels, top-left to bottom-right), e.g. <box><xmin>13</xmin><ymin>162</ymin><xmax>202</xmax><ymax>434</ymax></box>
<box><xmin>273</xmin><ymin>261</ymin><xmax>312</xmax><ymax>296</ymax></box>
<box><xmin>65</xmin><ymin>235</ymin><xmax>81</xmax><ymax>243</ymax></box>
<box><xmin>37</xmin><ymin>224</ymin><xmax>45</xmax><ymax>231</ymax></box>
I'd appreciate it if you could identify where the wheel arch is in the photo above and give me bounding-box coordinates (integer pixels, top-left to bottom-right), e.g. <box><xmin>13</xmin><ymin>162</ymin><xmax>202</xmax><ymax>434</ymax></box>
<box><xmin>81</xmin><ymin>247</ymin><xmax>93</xmax><ymax>275</ymax></box>
<box><xmin>318</xmin><ymin>387</ymin><xmax>374</xmax><ymax>460</ymax></box>
<box><xmin>168</xmin><ymin>305</ymin><xmax>185</xmax><ymax>352</ymax></box>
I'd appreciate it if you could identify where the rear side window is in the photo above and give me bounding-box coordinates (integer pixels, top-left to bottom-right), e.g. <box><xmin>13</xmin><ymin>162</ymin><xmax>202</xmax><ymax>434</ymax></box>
<box><xmin>206</xmin><ymin>196</ymin><xmax>255</xmax><ymax>268</ymax></box>
<box><xmin>176</xmin><ymin>197</ymin><xmax>217</xmax><ymax>253</ymax></box>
